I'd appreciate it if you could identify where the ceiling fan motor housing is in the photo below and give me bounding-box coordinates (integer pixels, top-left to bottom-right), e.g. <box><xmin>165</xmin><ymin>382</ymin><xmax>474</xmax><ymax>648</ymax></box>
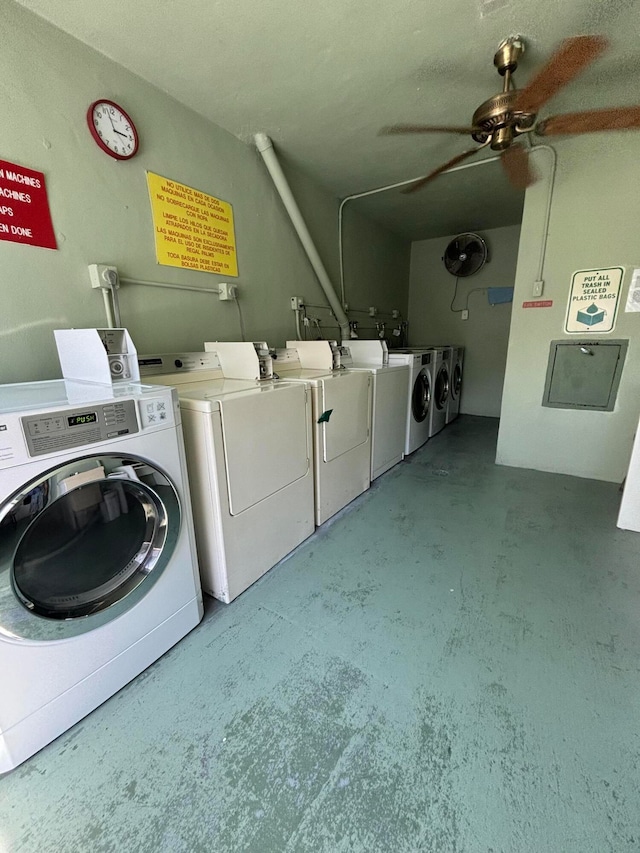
<box><xmin>471</xmin><ymin>91</ymin><xmax>536</xmax><ymax>148</ymax></box>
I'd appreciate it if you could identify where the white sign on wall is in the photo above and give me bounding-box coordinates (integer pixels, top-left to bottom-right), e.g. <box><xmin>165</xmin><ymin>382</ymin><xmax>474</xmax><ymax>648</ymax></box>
<box><xmin>624</xmin><ymin>268</ymin><xmax>640</xmax><ymax>313</ymax></box>
<box><xmin>565</xmin><ymin>267</ymin><xmax>623</xmax><ymax>334</ymax></box>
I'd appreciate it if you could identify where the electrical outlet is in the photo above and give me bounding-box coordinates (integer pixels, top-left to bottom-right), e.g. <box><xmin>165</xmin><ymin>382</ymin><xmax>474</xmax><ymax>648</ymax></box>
<box><xmin>89</xmin><ymin>264</ymin><xmax>119</xmax><ymax>290</ymax></box>
<box><xmin>461</xmin><ymin>309</ymin><xmax>469</xmax><ymax>321</ymax></box>
<box><xmin>392</xmin><ymin>309</ymin><xmax>400</xmax><ymax>319</ymax></box>
<box><xmin>290</xmin><ymin>296</ymin><xmax>304</xmax><ymax>310</ymax></box>
<box><xmin>369</xmin><ymin>306</ymin><xmax>377</xmax><ymax>317</ymax></box>
<box><xmin>533</xmin><ymin>279</ymin><xmax>544</xmax><ymax>297</ymax></box>
<box><xmin>219</xmin><ymin>282</ymin><xmax>238</xmax><ymax>301</ymax></box>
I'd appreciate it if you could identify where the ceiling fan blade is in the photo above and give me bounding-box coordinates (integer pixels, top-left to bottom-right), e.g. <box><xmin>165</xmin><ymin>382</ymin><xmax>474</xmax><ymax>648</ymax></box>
<box><xmin>401</xmin><ymin>147</ymin><xmax>481</xmax><ymax>194</ymax></box>
<box><xmin>379</xmin><ymin>124</ymin><xmax>479</xmax><ymax>136</ymax></box>
<box><xmin>536</xmin><ymin>105</ymin><xmax>640</xmax><ymax>136</ymax></box>
<box><xmin>501</xmin><ymin>144</ymin><xmax>537</xmax><ymax>190</ymax></box>
<box><xmin>514</xmin><ymin>35</ymin><xmax>608</xmax><ymax>115</ymax></box>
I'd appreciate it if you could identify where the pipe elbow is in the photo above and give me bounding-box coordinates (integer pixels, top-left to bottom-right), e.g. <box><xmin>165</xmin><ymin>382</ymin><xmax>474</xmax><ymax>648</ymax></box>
<box><xmin>253</xmin><ymin>132</ymin><xmax>274</xmax><ymax>153</ymax></box>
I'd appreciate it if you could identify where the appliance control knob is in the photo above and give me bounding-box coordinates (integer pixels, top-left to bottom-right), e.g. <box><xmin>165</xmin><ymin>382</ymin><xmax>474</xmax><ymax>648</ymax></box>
<box><xmin>175</xmin><ymin>359</ymin><xmax>183</xmax><ymax>368</ymax></box>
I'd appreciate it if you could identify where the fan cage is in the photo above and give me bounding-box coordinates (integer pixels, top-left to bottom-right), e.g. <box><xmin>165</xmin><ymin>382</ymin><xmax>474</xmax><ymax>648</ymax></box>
<box><xmin>443</xmin><ymin>233</ymin><xmax>488</xmax><ymax>278</ymax></box>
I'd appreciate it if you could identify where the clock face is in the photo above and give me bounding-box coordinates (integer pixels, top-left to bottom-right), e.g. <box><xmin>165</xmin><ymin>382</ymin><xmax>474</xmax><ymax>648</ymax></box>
<box><xmin>87</xmin><ymin>100</ymin><xmax>139</xmax><ymax>160</ymax></box>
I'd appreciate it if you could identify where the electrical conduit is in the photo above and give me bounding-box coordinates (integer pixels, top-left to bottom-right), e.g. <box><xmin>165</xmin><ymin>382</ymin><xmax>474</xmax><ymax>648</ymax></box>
<box><xmin>254</xmin><ymin>133</ymin><xmax>350</xmax><ymax>341</ymax></box>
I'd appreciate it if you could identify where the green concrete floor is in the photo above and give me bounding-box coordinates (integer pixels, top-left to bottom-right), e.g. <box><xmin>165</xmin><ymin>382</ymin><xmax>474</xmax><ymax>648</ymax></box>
<box><xmin>2</xmin><ymin>416</ymin><xmax>640</xmax><ymax>852</ymax></box>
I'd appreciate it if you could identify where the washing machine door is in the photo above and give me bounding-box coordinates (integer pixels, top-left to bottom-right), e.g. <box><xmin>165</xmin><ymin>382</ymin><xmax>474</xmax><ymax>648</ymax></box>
<box><xmin>0</xmin><ymin>454</ymin><xmax>181</xmax><ymax>641</ymax></box>
<box><xmin>411</xmin><ymin>369</ymin><xmax>431</xmax><ymax>423</ymax></box>
<box><xmin>451</xmin><ymin>363</ymin><xmax>462</xmax><ymax>400</ymax></box>
<box><xmin>434</xmin><ymin>365</ymin><xmax>450</xmax><ymax>411</ymax></box>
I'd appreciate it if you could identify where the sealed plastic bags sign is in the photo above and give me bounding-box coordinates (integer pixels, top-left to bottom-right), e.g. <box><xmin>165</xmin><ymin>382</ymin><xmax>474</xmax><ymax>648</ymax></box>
<box><xmin>565</xmin><ymin>268</ymin><xmax>623</xmax><ymax>334</ymax></box>
<box><xmin>147</xmin><ymin>172</ymin><xmax>238</xmax><ymax>276</ymax></box>
<box><xmin>0</xmin><ymin>160</ymin><xmax>57</xmax><ymax>249</ymax></box>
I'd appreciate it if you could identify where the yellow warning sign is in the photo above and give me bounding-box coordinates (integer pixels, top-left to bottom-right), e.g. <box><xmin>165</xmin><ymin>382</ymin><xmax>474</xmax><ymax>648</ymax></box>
<box><xmin>146</xmin><ymin>172</ymin><xmax>238</xmax><ymax>276</ymax></box>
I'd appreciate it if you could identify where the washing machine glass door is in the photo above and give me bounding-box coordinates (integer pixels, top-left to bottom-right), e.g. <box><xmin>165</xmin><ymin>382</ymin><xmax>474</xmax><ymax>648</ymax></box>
<box><xmin>411</xmin><ymin>369</ymin><xmax>431</xmax><ymax>423</ymax></box>
<box><xmin>435</xmin><ymin>366</ymin><xmax>450</xmax><ymax>411</ymax></box>
<box><xmin>452</xmin><ymin>363</ymin><xmax>462</xmax><ymax>399</ymax></box>
<box><xmin>0</xmin><ymin>454</ymin><xmax>181</xmax><ymax>641</ymax></box>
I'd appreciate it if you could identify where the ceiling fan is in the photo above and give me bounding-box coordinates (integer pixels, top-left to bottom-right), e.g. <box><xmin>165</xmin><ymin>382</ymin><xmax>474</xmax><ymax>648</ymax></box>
<box><xmin>380</xmin><ymin>35</ymin><xmax>640</xmax><ymax>194</ymax></box>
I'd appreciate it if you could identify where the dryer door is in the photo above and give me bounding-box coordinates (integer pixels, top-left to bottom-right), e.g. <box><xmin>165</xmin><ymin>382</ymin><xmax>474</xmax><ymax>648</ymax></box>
<box><xmin>411</xmin><ymin>369</ymin><xmax>431</xmax><ymax>423</ymax></box>
<box><xmin>0</xmin><ymin>454</ymin><xmax>180</xmax><ymax>641</ymax></box>
<box><xmin>320</xmin><ymin>372</ymin><xmax>370</xmax><ymax>463</ymax></box>
<box><xmin>435</xmin><ymin>365</ymin><xmax>450</xmax><ymax>411</ymax></box>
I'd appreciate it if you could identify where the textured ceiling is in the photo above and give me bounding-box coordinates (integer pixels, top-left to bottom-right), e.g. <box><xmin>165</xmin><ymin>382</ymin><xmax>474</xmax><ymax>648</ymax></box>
<box><xmin>15</xmin><ymin>0</ymin><xmax>640</xmax><ymax>240</ymax></box>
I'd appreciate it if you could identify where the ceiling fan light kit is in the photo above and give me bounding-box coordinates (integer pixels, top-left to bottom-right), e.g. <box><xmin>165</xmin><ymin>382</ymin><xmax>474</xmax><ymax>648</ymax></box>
<box><xmin>381</xmin><ymin>34</ymin><xmax>640</xmax><ymax>194</ymax></box>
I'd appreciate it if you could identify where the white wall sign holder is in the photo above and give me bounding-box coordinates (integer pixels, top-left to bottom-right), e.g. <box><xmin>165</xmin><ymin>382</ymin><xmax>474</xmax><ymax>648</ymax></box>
<box><xmin>564</xmin><ymin>267</ymin><xmax>623</xmax><ymax>334</ymax></box>
<box><xmin>54</xmin><ymin>328</ymin><xmax>140</xmax><ymax>385</ymax></box>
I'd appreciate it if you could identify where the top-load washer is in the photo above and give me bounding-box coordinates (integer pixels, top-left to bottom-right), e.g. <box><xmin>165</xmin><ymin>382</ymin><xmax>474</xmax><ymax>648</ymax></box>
<box><xmin>0</xmin><ymin>379</ymin><xmax>203</xmax><ymax>772</ymax></box>
<box><xmin>139</xmin><ymin>347</ymin><xmax>315</xmax><ymax>604</ymax></box>
<box><xmin>447</xmin><ymin>346</ymin><xmax>464</xmax><ymax>423</ymax></box>
<box><xmin>277</xmin><ymin>341</ymin><xmax>372</xmax><ymax>525</ymax></box>
<box><xmin>339</xmin><ymin>339</ymin><xmax>409</xmax><ymax>480</ymax></box>
<box><xmin>387</xmin><ymin>349</ymin><xmax>433</xmax><ymax>455</ymax></box>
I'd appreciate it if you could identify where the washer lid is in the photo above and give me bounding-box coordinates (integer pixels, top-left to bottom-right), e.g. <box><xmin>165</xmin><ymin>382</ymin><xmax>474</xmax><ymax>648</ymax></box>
<box><xmin>0</xmin><ymin>379</ymin><xmax>170</xmax><ymax>415</ymax></box>
<box><xmin>171</xmin><ymin>378</ymin><xmax>300</xmax><ymax>412</ymax></box>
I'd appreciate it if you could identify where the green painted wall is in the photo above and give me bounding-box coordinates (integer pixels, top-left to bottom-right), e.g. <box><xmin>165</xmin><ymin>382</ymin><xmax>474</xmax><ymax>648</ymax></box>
<box><xmin>497</xmin><ymin>141</ymin><xmax>640</xmax><ymax>483</ymax></box>
<box><xmin>0</xmin><ymin>3</ymin><xmax>409</xmax><ymax>383</ymax></box>
<box><xmin>408</xmin><ymin>226</ymin><xmax>521</xmax><ymax>418</ymax></box>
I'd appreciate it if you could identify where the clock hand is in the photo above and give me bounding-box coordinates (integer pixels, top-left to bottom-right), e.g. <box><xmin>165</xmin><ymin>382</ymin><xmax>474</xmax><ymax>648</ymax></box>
<box><xmin>113</xmin><ymin>129</ymin><xmax>128</xmax><ymax>138</ymax></box>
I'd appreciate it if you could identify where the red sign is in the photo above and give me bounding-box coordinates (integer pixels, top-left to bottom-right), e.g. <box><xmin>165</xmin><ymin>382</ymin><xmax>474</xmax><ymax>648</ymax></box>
<box><xmin>522</xmin><ymin>300</ymin><xmax>553</xmax><ymax>309</ymax></box>
<box><xmin>0</xmin><ymin>159</ymin><xmax>57</xmax><ymax>250</ymax></box>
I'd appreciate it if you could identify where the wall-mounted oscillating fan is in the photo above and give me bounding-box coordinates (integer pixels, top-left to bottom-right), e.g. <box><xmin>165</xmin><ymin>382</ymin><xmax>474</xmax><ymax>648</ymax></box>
<box><xmin>443</xmin><ymin>233</ymin><xmax>488</xmax><ymax>277</ymax></box>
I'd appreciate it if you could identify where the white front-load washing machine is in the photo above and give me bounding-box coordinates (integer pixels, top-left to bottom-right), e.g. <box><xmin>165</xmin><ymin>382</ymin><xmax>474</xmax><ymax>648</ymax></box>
<box><xmin>139</xmin><ymin>349</ymin><xmax>315</xmax><ymax>603</ymax></box>
<box><xmin>429</xmin><ymin>347</ymin><xmax>449</xmax><ymax>436</ymax></box>
<box><xmin>404</xmin><ymin>346</ymin><xmax>450</xmax><ymax>435</ymax></box>
<box><xmin>447</xmin><ymin>346</ymin><xmax>464</xmax><ymax>423</ymax></box>
<box><xmin>340</xmin><ymin>340</ymin><xmax>409</xmax><ymax>480</ymax></box>
<box><xmin>0</xmin><ymin>379</ymin><xmax>203</xmax><ymax>773</ymax></box>
<box><xmin>387</xmin><ymin>350</ymin><xmax>433</xmax><ymax>455</ymax></box>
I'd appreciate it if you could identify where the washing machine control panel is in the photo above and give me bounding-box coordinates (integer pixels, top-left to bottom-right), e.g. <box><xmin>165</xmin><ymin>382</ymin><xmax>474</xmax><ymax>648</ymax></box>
<box><xmin>421</xmin><ymin>353</ymin><xmax>432</xmax><ymax>365</ymax></box>
<box><xmin>22</xmin><ymin>400</ymin><xmax>139</xmax><ymax>457</ymax></box>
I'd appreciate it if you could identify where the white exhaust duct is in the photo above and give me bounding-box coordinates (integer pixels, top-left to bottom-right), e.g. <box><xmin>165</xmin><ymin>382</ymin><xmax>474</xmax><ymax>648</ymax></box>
<box><xmin>254</xmin><ymin>133</ymin><xmax>350</xmax><ymax>340</ymax></box>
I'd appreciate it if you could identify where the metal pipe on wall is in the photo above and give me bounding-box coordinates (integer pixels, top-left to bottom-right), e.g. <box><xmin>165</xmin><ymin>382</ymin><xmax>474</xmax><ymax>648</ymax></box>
<box><xmin>254</xmin><ymin>133</ymin><xmax>351</xmax><ymax>341</ymax></box>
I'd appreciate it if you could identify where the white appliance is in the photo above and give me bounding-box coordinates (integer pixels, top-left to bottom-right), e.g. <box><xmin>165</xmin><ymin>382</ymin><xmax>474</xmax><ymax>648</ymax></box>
<box><xmin>429</xmin><ymin>347</ymin><xmax>449</xmax><ymax>436</ymax></box>
<box><xmin>278</xmin><ymin>341</ymin><xmax>372</xmax><ymax>525</ymax></box>
<box><xmin>139</xmin><ymin>349</ymin><xmax>315</xmax><ymax>603</ymax></box>
<box><xmin>618</xmin><ymin>413</ymin><xmax>640</xmax><ymax>532</ymax></box>
<box><xmin>0</xmin><ymin>379</ymin><xmax>203</xmax><ymax>773</ymax></box>
<box><xmin>339</xmin><ymin>340</ymin><xmax>409</xmax><ymax>480</ymax></box>
<box><xmin>447</xmin><ymin>346</ymin><xmax>464</xmax><ymax>423</ymax></box>
<box><xmin>403</xmin><ymin>346</ymin><xmax>450</xmax><ymax>435</ymax></box>
<box><xmin>386</xmin><ymin>350</ymin><xmax>433</xmax><ymax>455</ymax></box>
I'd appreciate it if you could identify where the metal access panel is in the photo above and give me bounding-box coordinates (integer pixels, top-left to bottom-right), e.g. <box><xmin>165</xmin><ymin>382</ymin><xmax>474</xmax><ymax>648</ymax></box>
<box><xmin>542</xmin><ymin>339</ymin><xmax>628</xmax><ymax>411</ymax></box>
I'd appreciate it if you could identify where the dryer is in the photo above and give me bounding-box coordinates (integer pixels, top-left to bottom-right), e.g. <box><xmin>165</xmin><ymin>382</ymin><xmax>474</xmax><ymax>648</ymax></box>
<box><xmin>0</xmin><ymin>379</ymin><xmax>203</xmax><ymax>773</ymax></box>
<box><xmin>279</xmin><ymin>341</ymin><xmax>372</xmax><ymax>525</ymax></box>
<box><xmin>139</xmin><ymin>350</ymin><xmax>315</xmax><ymax>603</ymax></box>
<box><xmin>340</xmin><ymin>339</ymin><xmax>409</xmax><ymax>480</ymax></box>
<box><xmin>387</xmin><ymin>350</ymin><xmax>433</xmax><ymax>455</ymax></box>
<box><xmin>447</xmin><ymin>346</ymin><xmax>464</xmax><ymax>423</ymax></box>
